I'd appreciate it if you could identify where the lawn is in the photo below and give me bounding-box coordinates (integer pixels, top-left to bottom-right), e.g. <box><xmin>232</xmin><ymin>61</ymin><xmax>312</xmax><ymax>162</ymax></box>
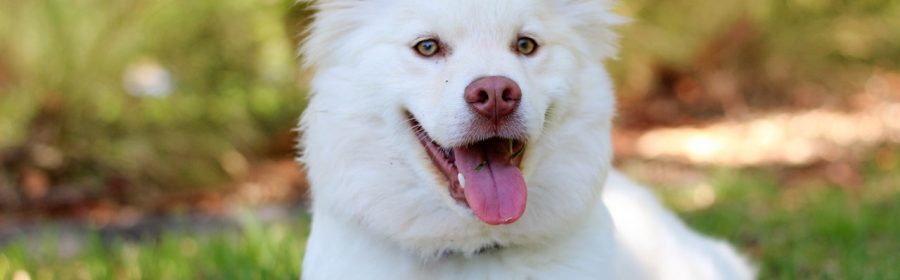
<box><xmin>0</xmin><ymin>215</ymin><xmax>311</xmax><ymax>280</ymax></box>
<box><xmin>2</xmin><ymin>164</ymin><xmax>898</xmax><ymax>279</ymax></box>
<box><xmin>646</xmin><ymin>166</ymin><xmax>900</xmax><ymax>279</ymax></box>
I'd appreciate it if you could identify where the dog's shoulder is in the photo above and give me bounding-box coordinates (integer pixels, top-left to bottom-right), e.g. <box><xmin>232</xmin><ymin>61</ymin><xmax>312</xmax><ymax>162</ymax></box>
<box><xmin>604</xmin><ymin>170</ymin><xmax>757</xmax><ymax>280</ymax></box>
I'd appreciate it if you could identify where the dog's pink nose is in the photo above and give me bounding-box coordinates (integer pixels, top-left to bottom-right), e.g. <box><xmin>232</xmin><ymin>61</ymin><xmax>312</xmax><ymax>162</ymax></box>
<box><xmin>464</xmin><ymin>76</ymin><xmax>521</xmax><ymax>121</ymax></box>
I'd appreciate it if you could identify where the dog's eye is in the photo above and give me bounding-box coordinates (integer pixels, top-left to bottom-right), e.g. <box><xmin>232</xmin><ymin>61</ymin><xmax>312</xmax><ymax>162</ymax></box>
<box><xmin>414</xmin><ymin>39</ymin><xmax>441</xmax><ymax>57</ymax></box>
<box><xmin>515</xmin><ymin>37</ymin><xmax>538</xmax><ymax>56</ymax></box>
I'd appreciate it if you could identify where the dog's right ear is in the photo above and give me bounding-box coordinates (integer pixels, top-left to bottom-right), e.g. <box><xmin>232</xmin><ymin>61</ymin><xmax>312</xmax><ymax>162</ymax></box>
<box><xmin>551</xmin><ymin>0</ymin><xmax>627</xmax><ymax>60</ymax></box>
<box><xmin>298</xmin><ymin>0</ymin><xmax>370</xmax><ymax>68</ymax></box>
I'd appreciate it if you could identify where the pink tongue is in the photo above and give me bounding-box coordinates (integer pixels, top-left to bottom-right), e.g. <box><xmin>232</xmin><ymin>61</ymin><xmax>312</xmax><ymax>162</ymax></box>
<box><xmin>454</xmin><ymin>139</ymin><xmax>527</xmax><ymax>225</ymax></box>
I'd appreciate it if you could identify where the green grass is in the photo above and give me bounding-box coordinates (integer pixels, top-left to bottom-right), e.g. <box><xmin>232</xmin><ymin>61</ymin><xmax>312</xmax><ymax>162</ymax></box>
<box><xmin>0</xmin><ymin>215</ymin><xmax>310</xmax><ymax>280</ymax></box>
<box><xmin>3</xmin><ymin>167</ymin><xmax>899</xmax><ymax>279</ymax></box>
<box><xmin>649</xmin><ymin>165</ymin><xmax>900</xmax><ymax>279</ymax></box>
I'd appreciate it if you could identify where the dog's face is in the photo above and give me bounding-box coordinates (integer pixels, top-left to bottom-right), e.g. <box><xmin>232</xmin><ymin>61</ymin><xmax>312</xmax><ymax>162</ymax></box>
<box><xmin>302</xmin><ymin>0</ymin><xmax>621</xmax><ymax>257</ymax></box>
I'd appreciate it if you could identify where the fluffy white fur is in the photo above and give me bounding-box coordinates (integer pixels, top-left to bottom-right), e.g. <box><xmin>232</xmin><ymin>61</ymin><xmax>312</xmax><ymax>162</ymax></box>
<box><xmin>298</xmin><ymin>0</ymin><xmax>756</xmax><ymax>279</ymax></box>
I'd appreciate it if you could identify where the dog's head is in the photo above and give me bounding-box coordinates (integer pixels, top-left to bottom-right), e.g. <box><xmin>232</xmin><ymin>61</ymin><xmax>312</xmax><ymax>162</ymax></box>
<box><xmin>300</xmin><ymin>0</ymin><xmax>622</xmax><ymax>257</ymax></box>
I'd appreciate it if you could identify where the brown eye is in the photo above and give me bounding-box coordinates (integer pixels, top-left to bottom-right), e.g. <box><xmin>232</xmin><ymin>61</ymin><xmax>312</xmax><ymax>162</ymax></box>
<box><xmin>515</xmin><ymin>37</ymin><xmax>538</xmax><ymax>55</ymax></box>
<box><xmin>414</xmin><ymin>39</ymin><xmax>441</xmax><ymax>57</ymax></box>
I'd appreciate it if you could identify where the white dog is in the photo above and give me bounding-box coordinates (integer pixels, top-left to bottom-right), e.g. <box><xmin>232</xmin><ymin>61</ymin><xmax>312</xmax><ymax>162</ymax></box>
<box><xmin>298</xmin><ymin>1</ymin><xmax>755</xmax><ymax>279</ymax></box>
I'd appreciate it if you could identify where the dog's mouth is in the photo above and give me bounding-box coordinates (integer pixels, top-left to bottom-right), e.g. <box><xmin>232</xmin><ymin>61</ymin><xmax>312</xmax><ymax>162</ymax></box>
<box><xmin>408</xmin><ymin>113</ymin><xmax>527</xmax><ymax>225</ymax></box>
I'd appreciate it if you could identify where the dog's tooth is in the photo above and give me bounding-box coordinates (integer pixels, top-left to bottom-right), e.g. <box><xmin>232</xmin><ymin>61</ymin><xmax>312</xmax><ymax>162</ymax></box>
<box><xmin>457</xmin><ymin>173</ymin><xmax>466</xmax><ymax>189</ymax></box>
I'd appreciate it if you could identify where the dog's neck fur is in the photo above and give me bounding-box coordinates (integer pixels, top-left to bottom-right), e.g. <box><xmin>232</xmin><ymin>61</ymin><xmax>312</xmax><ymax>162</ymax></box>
<box><xmin>303</xmin><ymin>201</ymin><xmax>623</xmax><ymax>279</ymax></box>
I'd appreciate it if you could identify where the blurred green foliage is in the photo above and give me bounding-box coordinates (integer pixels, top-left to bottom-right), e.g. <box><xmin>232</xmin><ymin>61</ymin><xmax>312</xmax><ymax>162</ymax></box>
<box><xmin>618</xmin><ymin>0</ymin><xmax>900</xmax><ymax>67</ymax></box>
<box><xmin>612</xmin><ymin>0</ymin><xmax>900</xmax><ymax>105</ymax></box>
<box><xmin>0</xmin><ymin>0</ymin><xmax>307</xmax><ymax>192</ymax></box>
<box><xmin>3</xmin><ymin>0</ymin><xmax>900</xmax><ymax>193</ymax></box>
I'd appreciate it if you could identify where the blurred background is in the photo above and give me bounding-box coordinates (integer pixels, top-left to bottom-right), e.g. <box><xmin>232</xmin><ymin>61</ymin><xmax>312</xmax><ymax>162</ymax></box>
<box><xmin>1</xmin><ymin>0</ymin><xmax>898</xmax><ymax>278</ymax></box>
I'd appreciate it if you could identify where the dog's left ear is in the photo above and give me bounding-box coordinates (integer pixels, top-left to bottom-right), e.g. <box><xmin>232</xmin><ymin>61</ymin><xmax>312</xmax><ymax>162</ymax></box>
<box><xmin>299</xmin><ymin>0</ymin><xmax>371</xmax><ymax>68</ymax></box>
<box><xmin>552</xmin><ymin>0</ymin><xmax>627</xmax><ymax>59</ymax></box>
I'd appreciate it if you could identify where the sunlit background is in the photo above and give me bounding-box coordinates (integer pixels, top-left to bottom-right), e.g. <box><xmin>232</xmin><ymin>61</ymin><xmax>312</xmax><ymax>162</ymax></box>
<box><xmin>1</xmin><ymin>0</ymin><xmax>898</xmax><ymax>278</ymax></box>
